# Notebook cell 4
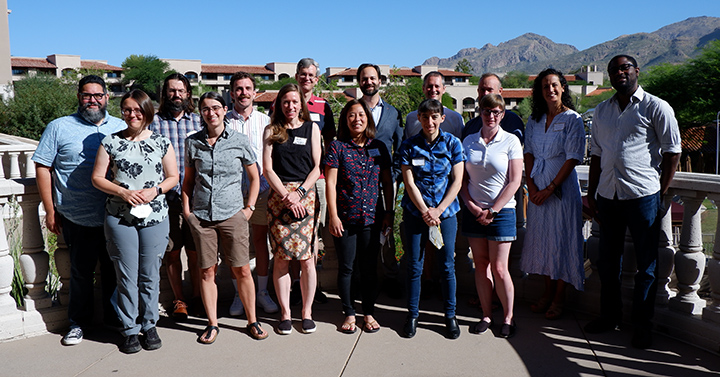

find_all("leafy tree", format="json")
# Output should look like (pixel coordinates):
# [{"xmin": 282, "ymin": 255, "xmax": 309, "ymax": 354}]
[
  {"xmin": 382, "ymin": 72, "xmax": 424, "ymax": 118},
  {"xmin": 577, "ymin": 90, "xmax": 615, "ymax": 114},
  {"xmin": 256, "ymin": 76, "xmax": 296, "ymax": 91},
  {"xmin": 315, "ymin": 76, "xmax": 346, "ymax": 125},
  {"xmin": 455, "ymin": 58, "xmax": 474, "ymax": 74},
  {"xmin": 502, "ymin": 71, "xmax": 532, "ymax": 88},
  {"xmin": 0, "ymin": 74, "xmax": 77, "ymax": 140},
  {"xmin": 642, "ymin": 40, "xmax": 720, "ymax": 128},
  {"xmin": 469, "ymin": 76, "xmax": 480, "ymax": 85},
  {"xmin": 516, "ymin": 97, "xmax": 532, "ymax": 123},
  {"xmin": 121, "ymin": 54, "xmax": 174, "ymax": 100}
]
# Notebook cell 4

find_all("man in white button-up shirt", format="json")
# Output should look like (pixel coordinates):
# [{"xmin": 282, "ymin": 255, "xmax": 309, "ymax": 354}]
[{"xmin": 584, "ymin": 55, "xmax": 681, "ymax": 349}]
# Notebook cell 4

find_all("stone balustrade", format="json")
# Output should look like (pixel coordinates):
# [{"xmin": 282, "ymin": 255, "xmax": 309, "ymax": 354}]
[{"xmin": 0, "ymin": 138, "xmax": 719, "ymax": 353}]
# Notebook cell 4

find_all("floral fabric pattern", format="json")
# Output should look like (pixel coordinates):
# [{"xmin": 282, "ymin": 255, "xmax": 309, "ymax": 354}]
[{"xmin": 267, "ymin": 182, "xmax": 316, "ymax": 261}]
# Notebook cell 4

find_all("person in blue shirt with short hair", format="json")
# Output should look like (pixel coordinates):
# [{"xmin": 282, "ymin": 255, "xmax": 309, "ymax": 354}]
[{"xmin": 398, "ymin": 99, "xmax": 465, "ymax": 340}]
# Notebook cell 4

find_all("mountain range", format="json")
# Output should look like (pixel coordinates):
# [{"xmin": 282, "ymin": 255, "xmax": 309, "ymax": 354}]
[{"xmin": 423, "ymin": 16, "xmax": 720, "ymax": 75}]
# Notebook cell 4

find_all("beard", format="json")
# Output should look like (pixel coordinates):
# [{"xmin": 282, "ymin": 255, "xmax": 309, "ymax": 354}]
[
  {"xmin": 361, "ymin": 85, "xmax": 379, "ymax": 97},
  {"xmin": 166, "ymin": 97, "xmax": 190, "ymax": 113},
  {"xmin": 78, "ymin": 102, "xmax": 107, "ymax": 124}
]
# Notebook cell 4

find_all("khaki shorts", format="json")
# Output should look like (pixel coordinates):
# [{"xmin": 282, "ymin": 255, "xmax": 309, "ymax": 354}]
[
  {"xmin": 187, "ymin": 210, "xmax": 250, "ymax": 269},
  {"xmin": 247, "ymin": 190, "xmax": 270, "ymax": 226},
  {"xmin": 166, "ymin": 199, "xmax": 196, "ymax": 253}
]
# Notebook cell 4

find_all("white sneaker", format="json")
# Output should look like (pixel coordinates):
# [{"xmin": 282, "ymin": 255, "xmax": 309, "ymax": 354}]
[
  {"xmin": 62, "ymin": 327, "xmax": 83, "ymax": 346},
  {"xmin": 256, "ymin": 289, "xmax": 279, "ymax": 313},
  {"xmin": 229, "ymin": 294, "xmax": 244, "ymax": 316}
]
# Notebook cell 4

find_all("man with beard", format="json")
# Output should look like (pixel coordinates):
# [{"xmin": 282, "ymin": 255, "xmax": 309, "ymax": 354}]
[
  {"xmin": 404, "ymin": 71, "xmax": 464, "ymax": 139},
  {"xmin": 225, "ymin": 71, "xmax": 278, "ymax": 316},
  {"xmin": 357, "ymin": 63, "xmax": 403, "ymax": 298},
  {"xmin": 149, "ymin": 73, "xmax": 203, "ymax": 320},
  {"xmin": 33, "ymin": 75, "xmax": 126, "ymax": 345},
  {"xmin": 585, "ymin": 55, "xmax": 681, "ymax": 349}
]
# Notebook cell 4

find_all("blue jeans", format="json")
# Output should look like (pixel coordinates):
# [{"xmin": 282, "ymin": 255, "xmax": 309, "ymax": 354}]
[
  {"xmin": 105, "ymin": 214, "xmax": 169, "ymax": 336},
  {"xmin": 403, "ymin": 213, "xmax": 457, "ymax": 318},
  {"xmin": 596, "ymin": 192, "xmax": 661, "ymax": 329},
  {"xmin": 333, "ymin": 224, "xmax": 379, "ymax": 316},
  {"xmin": 62, "ymin": 217, "xmax": 119, "ymax": 329}
]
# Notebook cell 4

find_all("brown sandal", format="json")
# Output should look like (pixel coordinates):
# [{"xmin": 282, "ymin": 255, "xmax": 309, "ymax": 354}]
[
  {"xmin": 248, "ymin": 322, "xmax": 268, "ymax": 340},
  {"xmin": 198, "ymin": 325, "xmax": 219, "ymax": 344}
]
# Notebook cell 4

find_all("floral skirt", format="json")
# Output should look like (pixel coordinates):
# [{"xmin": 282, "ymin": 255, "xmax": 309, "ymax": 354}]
[{"xmin": 267, "ymin": 182, "xmax": 316, "ymax": 261}]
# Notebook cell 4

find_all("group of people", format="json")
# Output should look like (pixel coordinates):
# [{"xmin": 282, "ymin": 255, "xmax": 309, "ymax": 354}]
[{"xmin": 34, "ymin": 54, "xmax": 680, "ymax": 353}]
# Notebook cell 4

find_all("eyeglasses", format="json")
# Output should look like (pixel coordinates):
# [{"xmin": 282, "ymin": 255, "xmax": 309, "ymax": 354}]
[
  {"xmin": 201, "ymin": 105, "xmax": 223, "ymax": 114},
  {"xmin": 608, "ymin": 63, "xmax": 636, "ymax": 74},
  {"xmin": 481, "ymin": 109, "xmax": 503, "ymax": 118},
  {"xmin": 122, "ymin": 108, "xmax": 143, "ymax": 116},
  {"xmin": 79, "ymin": 92, "xmax": 106, "ymax": 101}
]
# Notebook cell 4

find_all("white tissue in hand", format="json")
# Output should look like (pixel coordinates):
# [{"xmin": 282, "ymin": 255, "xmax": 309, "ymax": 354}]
[
  {"xmin": 130, "ymin": 204, "xmax": 152, "ymax": 219},
  {"xmin": 429, "ymin": 225, "xmax": 444, "ymax": 249}
]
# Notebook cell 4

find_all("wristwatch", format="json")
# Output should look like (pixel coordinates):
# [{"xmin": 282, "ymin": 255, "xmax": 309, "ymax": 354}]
[
  {"xmin": 487, "ymin": 208, "xmax": 498, "ymax": 217},
  {"xmin": 247, "ymin": 205, "xmax": 256, "ymax": 211},
  {"xmin": 155, "ymin": 186, "xmax": 162, "ymax": 196}
]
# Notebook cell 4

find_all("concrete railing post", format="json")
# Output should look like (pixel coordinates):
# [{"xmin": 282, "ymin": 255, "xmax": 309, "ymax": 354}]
[
  {"xmin": 18, "ymin": 196, "xmax": 50, "ymax": 310},
  {"xmin": 656, "ymin": 194, "xmax": 676, "ymax": 305},
  {"xmin": 669, "ymin": 193, "xmax": 707, "ymax": 315},
  {"xmin": 703, "ymin": 193, "xmax": 720, "ymax": 323}
]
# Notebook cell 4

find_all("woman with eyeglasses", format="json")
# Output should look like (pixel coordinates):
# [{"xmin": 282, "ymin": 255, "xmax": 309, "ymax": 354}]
[
  {"xmin": 263, "ymin": 83, "xmax": 322, "ymax": 335},
  {"xmin": 183, "ymin": 92, "xmax": 268, "ymax": 344},
  {"xmin": 520, "ymin": 68, "xmax": 585, "ymax": 320},
  {"xmin": 91, "ymin": 89, "xmax": 179, "ymax": 353},
  {"xmin": 460, "ymin": 93, "xmax": 523, "ymax": 338}
]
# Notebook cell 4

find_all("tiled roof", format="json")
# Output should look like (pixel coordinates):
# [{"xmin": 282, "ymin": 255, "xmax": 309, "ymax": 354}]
[
  {"xmin": 11, "ymin": 57, "xmax": 55, "ymax": 69},
  {"xmin": 254, "ymin": 91, "xmax": 278, "ymax": 103},
  {"xmin": 81, "ymin": 61, "xmax": 122, "ymax": 71},
  {"xmin": 390, "ymin": 68, "xmax": 421, "ymax": 77},
  {"xmin": 586, "ymin": 88, "xmax": 614, "ymax": 96},
  {"xmin": 501, "ymin": 88, "xmax": 532, "ymax": 99},
  {"xmin": 327, "ymin": 68, "xmax": 356, "ymax": 78},
  {"xmin": 201, "ymin": 65, "xmax": 274, "ymax": 75},
  {"xmin": 437, "ymin": 69, "xmax": 472, "ymax": 77}
]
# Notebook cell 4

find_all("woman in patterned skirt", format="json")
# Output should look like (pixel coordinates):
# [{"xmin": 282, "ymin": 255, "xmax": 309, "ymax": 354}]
[
  {"xmin": 521, "ymin": 69, "xmax": 585, "ymax": 320},
  {"xmin": 263, "ymin": 83, "xmax": 322, "ymax": 335},
  {"xmin": 91, "ymin": 89, "xmax": 178, "ymax": 353}
]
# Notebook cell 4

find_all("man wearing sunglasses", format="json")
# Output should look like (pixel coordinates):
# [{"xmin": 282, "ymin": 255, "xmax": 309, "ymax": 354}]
[
  {"xmin": 33, "ymin": 75, "xmax": 126, "ymax": 346},
  {"xmin": 585, "ymin": 55, "xmax": 681, "ymax": 349}
]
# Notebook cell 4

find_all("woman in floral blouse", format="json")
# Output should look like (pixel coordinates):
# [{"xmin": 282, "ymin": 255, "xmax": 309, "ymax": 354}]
[{"xmin": 91, "ymin": 89, "xmax": 178, "ymax": 354}]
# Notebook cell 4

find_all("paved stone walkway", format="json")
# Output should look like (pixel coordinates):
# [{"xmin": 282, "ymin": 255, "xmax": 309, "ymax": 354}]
[{"xmin": 1, "ymin": 292, "xmax": 719, "ymax": 377}]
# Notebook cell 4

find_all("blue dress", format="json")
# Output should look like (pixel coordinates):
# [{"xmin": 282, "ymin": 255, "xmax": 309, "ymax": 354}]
[{"xmin": 520, "ymin": 110, "xmax": 585, "ymax": 291}]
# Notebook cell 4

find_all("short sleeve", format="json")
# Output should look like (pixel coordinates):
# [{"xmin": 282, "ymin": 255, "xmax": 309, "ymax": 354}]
[
  {"xmin": 398, "ymin": 139, "xmax": 413, "ymax": 166},
  {"xmin": 448, "ymin": 135, "xmax": 466, "ymax": 165},
  {"xmin": 101, "ymin": 133, "xmax": 114, "ymax": 156},
  {"xmin": 324, "ymin": 140, "xmax": 341, "ymax": 169},
  {"xmin": 523, "ymin": 119, "xmax": 535, "ymax": 156},
  {"xmin": 508, "ymin": 135, "xmax": 523, "ymax": 160},
  {"xmin": 184, "ymin": 137, "xmax": 193, "ymax": 167},
  {"xmin": 32, "ymin": 121, "xmax": 60, "ymax": 167},
  {"xmin": 564, "ymin": 113, "xmax": 586, "ymax": 162}
]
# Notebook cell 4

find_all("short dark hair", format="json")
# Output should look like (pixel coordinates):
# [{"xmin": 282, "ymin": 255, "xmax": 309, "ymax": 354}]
[
  {"xmin": 198, "ymin": 91, "xmax": 227, "ymax": 128},
  {"xmin": 159, "ymin": 73, "xmax": 195, "ymax": 114},
  {"xmin": 418, "ymin": 99, "xmax": 444, "ymax": 116},
  {"xmin": 337, "ymin": 99, "xmax": 376, "ymax": 143},
  {"xmin": 423, "ymin": 71, "xmax": 445, "ymax": 86},
  {"xmin": 530, "ymin": 68, "xmax": 575, "ymax": 122},
  {"xmin": 78, "ymin": 75, "xmax": 106, "ymax": 92},
  {"xmin": 608, "ymin": 55, "xmax": 638, "ymax": 70},
  {"xmin": 230, "ymin": 71, "xmax": 256, "ymax": 91},
  {"xmin": 121, "ymin": 89, "xmax": 155, "ymax": 129},
  {"xmin": 356, "ymin": 63, "xmax": 381, "ymax": 83}
]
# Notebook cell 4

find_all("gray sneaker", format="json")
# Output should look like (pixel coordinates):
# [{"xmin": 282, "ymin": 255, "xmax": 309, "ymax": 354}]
[
  {"xmin": 229, "ymin": 294, "xmax": 245, "ymax": 316},
  {"xmin": 256, "ymin": 290, "xmax": 279, "ymax": 313},
  {"xmin": 61, "ymin": 327, "xmax": 83, "ymax": 346}
]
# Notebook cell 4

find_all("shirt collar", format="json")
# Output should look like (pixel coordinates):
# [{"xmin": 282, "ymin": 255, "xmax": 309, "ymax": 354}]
[
  {"xmin": 611, "ymin": 85, "xmax": 645, "ymax": 106},
  {"xmin": 75, "ymin": 111, "xmax": 110, "ymax": 126},
  {"xmin": 228, "ymin": 108, "xmax": 254, "ymax": 122}
]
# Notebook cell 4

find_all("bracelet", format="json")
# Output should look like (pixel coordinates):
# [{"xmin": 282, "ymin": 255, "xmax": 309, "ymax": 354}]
[
  {"xmin": 156, "ymin": 186, "xmax": 162, "ymax": 196},
  {"xmin": 547, "ymin": 181, "xmax": 557, "ymax": 191},
  {"xmin": 296, "ymin": 186, "xmax": 307, "ymax": 198}
]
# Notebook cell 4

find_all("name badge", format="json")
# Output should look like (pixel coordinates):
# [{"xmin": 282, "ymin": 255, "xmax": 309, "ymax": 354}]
[
  {"xmin": 293, "ymin": 137, "xmax": 307, "ymax": 145},
  {"xmin": 412, "ymin": 158, "xmax": 425, "ymax": 166},
  {"xmin": 310, "ymin": 113, "xmax": 320, "ymax": 122},
  {"xmin": 369, "ymin": 149, "xmax": 380, "ymax": 157},
  {"xmin": 552, "ymin": 122, "xmax": 565, "ymax": 131}
]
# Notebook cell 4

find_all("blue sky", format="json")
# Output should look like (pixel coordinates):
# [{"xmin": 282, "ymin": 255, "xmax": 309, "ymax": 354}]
[{"xmin": 7, "ymin": 0, "xmax": 720, "ymax": 70}]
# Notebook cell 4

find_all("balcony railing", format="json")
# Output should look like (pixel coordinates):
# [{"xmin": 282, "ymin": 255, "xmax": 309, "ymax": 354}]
[{"xmin": 0, "ymin": 137, "xmax": 718, "ymax": 354}]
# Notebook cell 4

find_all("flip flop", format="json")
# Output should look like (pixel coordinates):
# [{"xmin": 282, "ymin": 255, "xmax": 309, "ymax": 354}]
[
  {"xmin": 341, "ymin": 317, "xmax": 357, "ymax": 334},
  {"xmin": 198, "ymin": 325, "xmax": 219, "ymax": 344},
  {"xmin": 364, "ymin": 319, "xmax": 380, "ymax": 333},
  {"xmin": 248, "ymin": 322, "xmax": 268, "ymax": 340}
]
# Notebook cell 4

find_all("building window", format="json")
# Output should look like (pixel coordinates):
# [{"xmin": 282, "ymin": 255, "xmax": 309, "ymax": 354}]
[
  {"xmin": 106, "ymin": 72, "xmax": 119, "ymax": 78},
  {"xmin": 109, "ymin": 84, "xmax": 123, "ymax": 93},
  {"xmin": 454, "ymin": 77, "xmax": 465, "ymax": 82},
  {"xmin": 12, "ymin": 69, "xmax": 26, "ymax": 75},
  {"xmin": 223, "ymin": 74, "xmax": 233, "ymax": 81},
  {"xmin": 341, "ymin": 76, "xmax": 353, "ymax": 83},
  {"xmin": 202, "ymin": 73, "xmax": 217, "ymax": 80},
  {"xmin": 185, "ymin": 72, "xmax": 198, "ymax": 80},
  {"xmin": 258, "ymin": 75, "xmax": 272, "ymax": 81}
]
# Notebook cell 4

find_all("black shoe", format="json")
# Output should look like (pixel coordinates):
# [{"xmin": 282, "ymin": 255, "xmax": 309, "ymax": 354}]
[
  {"xmin": 500, "ymin": 321, "xmax": 516, "ymax": 339},
  {"xmin": 445, "ymin": 317, "xmax": 460, "ymax": 339},
  {"xmin": 314, "ymin": 290, "xmax": 328, "ymax": 304},
  {"xmin": 120, "ymin": 334, "xmax": 142, "ymax": 354},
  {"xmin": 290, "ymin": 281, "xmax": 302, "ymax": 306},
  {"xmin": 140, "ymin": 327, "xmax": 162, "ymax": 350},
  {"xmin": 403, "ymin": 316, "xmax": 418, "ymax": 338},
  {"xmin": 584, "ymin": 318, "xmax": 620, "ymax": 334},
  {"xmin": 631, "ymin": 327, "xmax": 653, "ymax": 349},
  {"xmin": 471, "ymin": 319, "xmax": 493, "ymax": 334}
]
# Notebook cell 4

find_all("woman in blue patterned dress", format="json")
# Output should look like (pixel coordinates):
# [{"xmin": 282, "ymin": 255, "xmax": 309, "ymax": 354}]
[
  {"xmin": 520, "ymin": 68, "xmax": 586, "ymax": 320},
  {"xmin": 92, "ymin": 89, "xmax": 179, "ymax": 353},
  {"xmin": 325, "ymin": 99, "xmax": 393, "ymax": 334}
]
